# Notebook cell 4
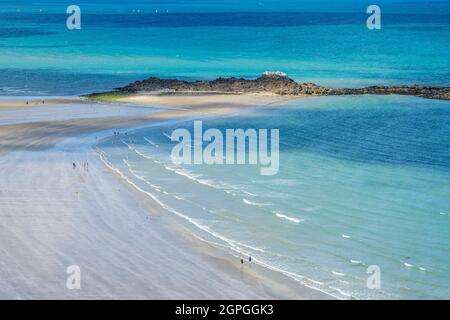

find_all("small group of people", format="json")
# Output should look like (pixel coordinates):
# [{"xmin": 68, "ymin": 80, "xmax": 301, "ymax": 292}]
[
  {"xmin": 114, "ymin": 131, "xmax": 128, "ymax": 137},
  {"xmin": 25, "ymin": 100, "xmax": 44, "ymax": 105},
  {"xmin": 240, "ymin": 256, "xmax": 252, "ymax": 265},
  {"xmin": 72, "ymin": 162, "xmax": 89, "ymax": 171}
]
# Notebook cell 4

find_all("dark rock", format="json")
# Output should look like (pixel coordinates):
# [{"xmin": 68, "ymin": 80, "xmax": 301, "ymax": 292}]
[{"xmin": 115, "ymin": 72, "xmax": 450, "ymax": 101}]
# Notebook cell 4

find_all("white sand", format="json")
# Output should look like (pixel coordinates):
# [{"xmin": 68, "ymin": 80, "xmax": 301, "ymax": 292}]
[{"xmin": 0, "ymin": 96, "xmax": 331, "ymax": 299}]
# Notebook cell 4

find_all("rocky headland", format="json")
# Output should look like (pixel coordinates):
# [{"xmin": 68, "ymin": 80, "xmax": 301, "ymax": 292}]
[{"xmin": 89, "ymin": 72, "xmax": 450, "ymax": 101}]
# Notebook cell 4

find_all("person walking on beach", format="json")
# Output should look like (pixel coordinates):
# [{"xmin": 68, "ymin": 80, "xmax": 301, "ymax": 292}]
[
  {"xmin": 240, "ymin": 259, "xmax": 244, "ymax": 265},
  {"xmin": 73, "ymin": 162, "xmax": 76, "ymax": 169},
  {"xmin": 249, "ymin": 256, "xmax": 252, "ymax": 263}
]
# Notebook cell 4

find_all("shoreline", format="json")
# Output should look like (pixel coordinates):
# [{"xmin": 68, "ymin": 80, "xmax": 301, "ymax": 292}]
[
  {"xmin": 0, "ymin": 94, "xmax": 335, "ymax": 299},
  {"xmin": 98, "ymin": 137, "xmax": 335, "ymax": 300}
]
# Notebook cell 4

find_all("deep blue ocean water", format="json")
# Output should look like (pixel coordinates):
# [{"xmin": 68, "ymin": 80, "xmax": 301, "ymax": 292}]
[{"xmin": 1, "ymin": 0, "xmax": 449, "ymax": 299}]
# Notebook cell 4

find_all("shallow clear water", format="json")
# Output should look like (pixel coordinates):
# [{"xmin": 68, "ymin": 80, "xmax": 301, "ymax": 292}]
[{"xmin": 97, "ymin": 95, "xmax": 450, "ymax": 299}]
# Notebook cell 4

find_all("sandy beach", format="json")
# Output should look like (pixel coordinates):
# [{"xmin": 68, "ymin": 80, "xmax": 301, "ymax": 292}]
[{"xmin": 0, "ymin": 95, "xmax": 331, "ymax": 299}]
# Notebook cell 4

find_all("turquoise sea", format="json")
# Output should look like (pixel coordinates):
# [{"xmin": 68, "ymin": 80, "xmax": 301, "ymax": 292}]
[
  {"xmin": 98, "ymin": 95, "xmax": 450, "ymax": 299},
  {"xmin": 1, "ymin": 0, "xmax": 449, "ymax": 299},
  {"xmin": 0, "ymin": 0, "xmax": 449, "ymax": 94}
]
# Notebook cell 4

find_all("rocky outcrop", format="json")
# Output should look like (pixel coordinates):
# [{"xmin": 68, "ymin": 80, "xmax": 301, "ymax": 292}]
[
  {"xmin": 329, "ymin": 85, "xmax": 450, "ymax": 101},
  {"xmin": 113, "ymin": 72, "xmax": 450, "ymax": 101}
]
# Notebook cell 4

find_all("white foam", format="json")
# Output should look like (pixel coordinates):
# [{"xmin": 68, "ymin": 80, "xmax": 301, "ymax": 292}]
[
  {"xmin": 403, "ymin": 262, "xmax": 413, "ymax": 268},
  {"xmin": 224, "ymin": 190, "xmax": 237, "ymax": 196},
  {"xmin": 243, "ymin": 190, "xmax": 257, "ymax": 197},
  {"xmin": 242, "ymin": 198, "xmax": 270, "ymax": 207},
  {"xmin": 332, "ymin": 271, "xmax": 346, "ymax": 276},
  {"xmin": 127, "ymin": 167, "xmax": 163, "ymax": 192},
  {"xmin": 350, "ymin": 259, "xmax": 362, "ymax": 264},
  {"xmin": 121, "ymin": 138, "xmax": 134, "ymax": 150},
  {"xmin": 273, "ymin": 211, "xmax": 301, "ymax": 224},
  {"xmin": 342, "ymin": 234, "xmax": 351, "ymax": 239},
  {"xmin": 328, "ymin": 285, "xmax": 354, "ymax": 298},
  {"xmin": 123, "ymin": 159, "xmax": 136, "ymax": 167},
  {"xmin": 164, "ymin": 165, "xmax": 206, "ymax": 183},
  {"xmin": 98, "ymin": 153, "xmax": 166, "ymax": 209},
  {"xmin": 121, "ymin": 139, "xmax": 153, "ymax": 159},
  {"xmin": 164, "ymin": 164, "xmax": 253, "ymax": 198},
  {"xmin": 144, "ymin": 137, "xmax": 159, "ymax": 147},
  {"xmin": 164, "ymin": 165, "xmax": 244, "ymax": 197},
  {"xmin": 133, "ymin": 147, "xmax": 153, "ymax": 160}
]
